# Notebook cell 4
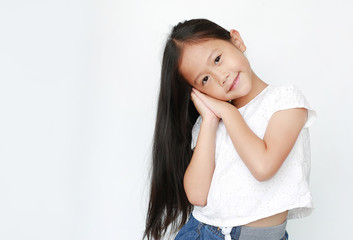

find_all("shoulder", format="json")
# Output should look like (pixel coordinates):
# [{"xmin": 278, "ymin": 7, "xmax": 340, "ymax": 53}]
[
  {"xmin": 265, "ymin": 84, "xmax": 304, "ymax": 100},
  {"xmin": 262, "ymin": 85, "xmax": 307, "ymax": 109},
  {"xmin": 264, "ymin": 85, "xmax": 317, "ymax": 128}
]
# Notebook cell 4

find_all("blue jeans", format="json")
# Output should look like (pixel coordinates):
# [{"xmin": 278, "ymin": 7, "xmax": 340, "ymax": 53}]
[{"xmin": 175, "ymin": 214, "xmax": 289, "ymax": 240}]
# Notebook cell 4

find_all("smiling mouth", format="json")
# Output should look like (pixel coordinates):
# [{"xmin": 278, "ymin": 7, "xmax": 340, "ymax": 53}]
[{"xmin": 228, "ymin": 73, "xmax": 240, "ymax": 92}]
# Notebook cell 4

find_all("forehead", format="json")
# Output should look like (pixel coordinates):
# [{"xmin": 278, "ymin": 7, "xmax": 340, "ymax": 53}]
[{"xmin": 179, "ymin": 39, "xmax": 223, "ymax": 82}]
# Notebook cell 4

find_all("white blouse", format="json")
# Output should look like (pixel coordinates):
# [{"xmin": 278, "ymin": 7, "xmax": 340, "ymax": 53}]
[{"xmin": 191, "ymin": 85, "xmax": 317, "ymax": 227}]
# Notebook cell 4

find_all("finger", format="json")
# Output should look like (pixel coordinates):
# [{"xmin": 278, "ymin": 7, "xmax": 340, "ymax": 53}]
[
  {"xmin": 192, "ymin": 88, "xmax": 205, "ymax": 101},
  {"xmin": 192, "ymin": 88, "xmax": 201, "ymax": 96},
  {"xmin": 194, "ymin": 88, "xmax": 210, "ymax": 101},
  {"xmin": 190, "ymin": 91, "xmax": 196, "ymax": 102},
  {"xmin": 193, "ymin": 90, "xmax": 211, "ymax": 108},
  {"xmin": 191, "ymin": 91, "xmax": 204, "ymax": 106},
  {"xmin": 190, "ymin": 91, "xmax": 199, "ymax": 101},
  {"xmin": 192, "ymin": 89, "xmax": 222, "ymax": 118},
  {"xmin": 192, "ymin": 88, "xmax": 203, "ymax": 97}
]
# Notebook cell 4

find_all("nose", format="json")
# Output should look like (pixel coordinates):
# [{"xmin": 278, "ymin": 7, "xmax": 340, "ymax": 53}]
[{"xmin": 216, "ymin": 72, "xmax": 230, "ymax": 86}]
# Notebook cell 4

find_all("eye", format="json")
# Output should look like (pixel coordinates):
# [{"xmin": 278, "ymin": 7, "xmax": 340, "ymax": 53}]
[
  {"xmin": 202, "ymin": 76, "xmax": 209, "ymax": 85},
  {"xmin": 214, "ymin": 55, "xmax": 221, "ymax": 65}
]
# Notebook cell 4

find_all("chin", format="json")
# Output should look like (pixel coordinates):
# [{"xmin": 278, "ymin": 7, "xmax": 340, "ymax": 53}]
[
  {"xmin": 236, "ymin": 82, "xmax": 252, "ymax": 98},
  {"xmin": 214, "ymin": 96, "xmax": 229, "ymax": 101}
]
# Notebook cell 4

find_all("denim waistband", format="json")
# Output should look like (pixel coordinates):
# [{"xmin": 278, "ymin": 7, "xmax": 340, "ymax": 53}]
[{"xmin": 191, "ymin": 214, "xmax": 287, "ymax": 240}]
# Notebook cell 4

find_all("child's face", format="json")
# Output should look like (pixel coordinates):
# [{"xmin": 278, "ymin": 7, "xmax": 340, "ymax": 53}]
[{"xmin": 179, "ymin": 35, "xmax": 253, "ymax": 101}]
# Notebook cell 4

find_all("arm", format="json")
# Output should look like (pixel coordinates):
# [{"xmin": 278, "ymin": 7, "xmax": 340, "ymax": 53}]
[
  {"xmin": 183, "ymin": 91, "xmax": 219, "ymax": 206},
  {"xmin": 221, "ymin": 104, "xmax": 307, "ymax": 181},
  {"xmin": 184, "ymin": 118, "xmax": 218, "ymax": 206},
  {"xmin": 192, "ymin": 88, "xmax": 308, "ymax": 182}
]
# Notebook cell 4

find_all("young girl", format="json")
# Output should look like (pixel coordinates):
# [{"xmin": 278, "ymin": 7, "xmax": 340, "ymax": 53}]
[{"xmin": 144, "ymin": 19, "xmax": 316, "ymax": 240}]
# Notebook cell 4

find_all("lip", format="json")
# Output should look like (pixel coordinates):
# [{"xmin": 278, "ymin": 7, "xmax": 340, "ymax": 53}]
[{"xmin": 228, "ymin": 73, "xmax": 240, "ymax": 92}]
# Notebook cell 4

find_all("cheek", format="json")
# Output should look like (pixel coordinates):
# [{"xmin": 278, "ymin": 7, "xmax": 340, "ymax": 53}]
[
  {"xmin": 192, "ymin": 85, "xmax": 203, "ymax": 92},
  {"xmin": 191, "ymin": 85, "xmax": 208, "ymax": 96},
  {"xmin": 230, "ymin": 53, "xmax": 249, "ymax": 69},
  {"xmin": 203, "ymin": 89, "xmax": 226, "ymax": 100}
]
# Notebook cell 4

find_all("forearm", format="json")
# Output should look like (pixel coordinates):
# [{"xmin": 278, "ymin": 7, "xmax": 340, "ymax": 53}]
[
  {"xmin": 183, "ymin": 118, "xmax": 218, "ymax": 206},
  {"xmin": 221, "ymin": 104, "xmax": 269, "ymax": 180}
]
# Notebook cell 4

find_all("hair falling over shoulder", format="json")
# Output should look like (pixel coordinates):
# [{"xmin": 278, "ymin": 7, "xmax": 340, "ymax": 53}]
[{"xmin": 143, "ymin": 19, "xmax": 231, "ymax": 240}]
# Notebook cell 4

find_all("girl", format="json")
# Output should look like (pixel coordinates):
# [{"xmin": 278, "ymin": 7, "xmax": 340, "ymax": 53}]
[{"xmin": 144, "ymin": 19, "xmax": 316, "ymax": 240}]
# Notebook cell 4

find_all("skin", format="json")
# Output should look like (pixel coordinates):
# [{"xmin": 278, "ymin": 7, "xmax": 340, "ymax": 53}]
[{"xmin": 179, "ymin": 30, "xmax": 308, "ymax": 227}]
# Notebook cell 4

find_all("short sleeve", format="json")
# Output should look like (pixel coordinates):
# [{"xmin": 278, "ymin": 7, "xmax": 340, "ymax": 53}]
[
  {"xmin": 271, "ymin": 85, "xmax": 317, "ymax": 128},
  {"xmin": 191, "ymin": 116, "xmax": 202, "ymax": 150}
]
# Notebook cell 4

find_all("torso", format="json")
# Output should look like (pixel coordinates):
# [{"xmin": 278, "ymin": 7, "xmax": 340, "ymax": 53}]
[
  {"xmin": 243, "ymin": 210, "xmax": 288, "ymax": 227},
  {"xmin": 191, "ymin": 84, "xmax": 314, "ymax": 227}
]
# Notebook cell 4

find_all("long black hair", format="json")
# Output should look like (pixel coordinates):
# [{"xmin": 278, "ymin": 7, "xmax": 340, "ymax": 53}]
[{"xmin": 143, "ymin": 19, "xmax": 231, "ymax": 240}]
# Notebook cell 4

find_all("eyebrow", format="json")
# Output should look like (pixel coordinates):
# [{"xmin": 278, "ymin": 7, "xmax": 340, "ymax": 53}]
[{"xmin": 193, "ymin": 48, "xmax": 219, "ymax": 84}]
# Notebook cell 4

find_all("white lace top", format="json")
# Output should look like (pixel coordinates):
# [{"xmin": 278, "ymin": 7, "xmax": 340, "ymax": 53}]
[{"xmin": 191, "ymin": 85, "xmax": 317, "ymax": 227}]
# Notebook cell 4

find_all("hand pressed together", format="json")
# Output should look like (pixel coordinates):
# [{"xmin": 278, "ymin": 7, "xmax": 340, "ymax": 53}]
[{"xmin": 191, "ymin": 88, "xmax": 230, "ymax": 120}]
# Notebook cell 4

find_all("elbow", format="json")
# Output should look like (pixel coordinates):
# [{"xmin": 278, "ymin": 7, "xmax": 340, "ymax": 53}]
[
  {"xmin": 252, "ymin": 164, "xmax": 277, "ymax": 182},
  {"xmin": 184, "ymin": 187, "xmax": 208, "ymax": 206},
  {"xmin": 253, "ymin": 172, "xmax": 273, "ymax": 182},
  {"xmin": 187, "ymin": 195, "xmax": 207, "ymax": 206},
  {"xmin": 184, "ymin": 176, "xmax": 209, "ymax": 207}
]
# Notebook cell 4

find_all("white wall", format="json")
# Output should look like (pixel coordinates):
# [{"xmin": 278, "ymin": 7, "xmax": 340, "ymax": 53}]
[{"xmin": 0, "ymin": 0, "xmax": 352, "ymax": 239}]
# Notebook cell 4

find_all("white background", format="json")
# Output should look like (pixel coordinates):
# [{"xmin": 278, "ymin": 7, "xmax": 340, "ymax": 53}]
[{"xmin": 0, "ymin": 0, "xmax": 352, "ymax": 239}]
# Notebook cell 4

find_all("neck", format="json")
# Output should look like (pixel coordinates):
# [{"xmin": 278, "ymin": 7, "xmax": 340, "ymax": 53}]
[{"xmin": 232, "ymin": 71, "xmax": 268, "ymax": 108}]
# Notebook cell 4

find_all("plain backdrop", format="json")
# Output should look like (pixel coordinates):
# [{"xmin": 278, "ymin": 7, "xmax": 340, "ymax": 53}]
[{"xmin": 0, "ymin": 0, "xmax": 352, "ymax": 239}]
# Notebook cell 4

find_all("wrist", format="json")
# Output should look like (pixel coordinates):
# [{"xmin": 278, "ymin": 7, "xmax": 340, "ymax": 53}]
[
  {"xmin": 201, "ymin": 116, "xmax": 219, "ymax": 129},
  {"xmin": 219, "ymin": 101, "xmax": 236, "ymax": 118}
]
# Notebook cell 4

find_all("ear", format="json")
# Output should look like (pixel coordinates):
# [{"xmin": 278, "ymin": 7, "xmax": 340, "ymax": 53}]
[{"xmin": 230, "ymin": 29, "xmax": 247, "ymax": 52}]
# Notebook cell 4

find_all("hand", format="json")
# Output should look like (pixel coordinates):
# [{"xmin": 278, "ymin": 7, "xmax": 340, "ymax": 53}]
[
  {"xmin": 190, "ymin": 89, "xmax": 219, "ymax": 122},
  {"xmin": 192, "ymin": 88, "xmax": 229, "ymax": 119}
]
